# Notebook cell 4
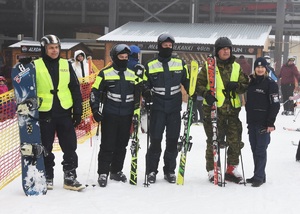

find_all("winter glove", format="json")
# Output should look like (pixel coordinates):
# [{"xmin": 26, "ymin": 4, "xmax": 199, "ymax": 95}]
[
  {"xmin": 19, "ymin": 57, "xmax": 32, "ymax": 65},
  {"xmin": 191, "ymin": 94, "xmax": 197, "ymax": 102},
  {"xmin": 226, "ymin": 81, "xmax": 239, "ymax": 92},
  {"xmin": 143, "ymin": 89, "xmax": 152, "ymax": 104},
  {"xmin": 134, "ymin": 64, "xmax": 145, "ymax": 79},
  {"xmin": 205, "ymin": 91, "xmax": 218, "ymax": 106},
  {"xmin": 72, "ymin": 114, "xmax": 82, "ymax": 127},
  {"xmin": 93, "ymin": 111, "xmax": 103, "ymax": 123}
]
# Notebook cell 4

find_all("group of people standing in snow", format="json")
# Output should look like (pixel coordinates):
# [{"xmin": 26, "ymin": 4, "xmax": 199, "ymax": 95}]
[{"xmin": 25, "ymin": 32, "xmax": 300, "ymax": 191}]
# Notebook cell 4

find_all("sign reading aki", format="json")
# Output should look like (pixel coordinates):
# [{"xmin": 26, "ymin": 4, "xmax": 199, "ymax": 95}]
[{"xmin": 21, "ymin": 45, "xmax": 41, "ymax": 53}]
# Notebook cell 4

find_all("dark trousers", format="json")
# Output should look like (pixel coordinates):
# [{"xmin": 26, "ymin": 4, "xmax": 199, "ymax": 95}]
[
  {"xmin": 98, "ymin": 113, "xmax": 132, "ymax": 175},
  {"xmin": 281, "ymin": 84, "xmax": 295, "ymax": 112},
  {"xmin": 192, "ymin": 99, "xmax": 204, "ymax": 122},
  {"xmin": 147, "ymin": 110, "xmax": 181, "ymax": 174},
  {"xmin": 40, "ymin": 116, "xmax": 78, "ymax": 179},
  {"xmin": 248, "ymin": 124, "xmax": 270, "ymax": 182}
]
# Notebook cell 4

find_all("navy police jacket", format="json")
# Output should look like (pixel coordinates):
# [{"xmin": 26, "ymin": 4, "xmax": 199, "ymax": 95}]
[{"xmin": 245, "ymin": 75, "xmax": 280, "ymax": 127}]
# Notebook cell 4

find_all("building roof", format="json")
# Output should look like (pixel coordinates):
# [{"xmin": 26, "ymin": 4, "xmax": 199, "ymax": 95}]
[
  {"xmin": 9, "ymin": 40, "xmax": 81, "ymax": 50},
  {"xmin": 97, "ymin": 22, "xmax": 272, "ymax": 47}
]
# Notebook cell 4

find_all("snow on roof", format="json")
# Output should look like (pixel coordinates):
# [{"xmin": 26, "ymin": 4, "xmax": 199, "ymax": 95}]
[
  {"xmin": 9, "ymin": 40, "xmax": 80, "ymax": 50},
  {"xmin": 97, "ymin": 22, "xmax": 272, "ymax": 47}
]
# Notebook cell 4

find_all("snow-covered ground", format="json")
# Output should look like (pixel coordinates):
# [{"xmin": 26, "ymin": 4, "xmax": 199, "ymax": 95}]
[{"xmin": 1, "ymin": 105, "xmax": 300, "ymax": 214}]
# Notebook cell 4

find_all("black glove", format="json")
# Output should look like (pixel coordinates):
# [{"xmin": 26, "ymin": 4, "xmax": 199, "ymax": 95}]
[
  {"xmin": 19, "ymin": 57, "xmax": 32, "ymax": 65},
  {"xmin": 191, "ymin": 94, "xmax": 197, "ymax": 102},
  {"xmin": 143, "ymin": 89, "xmax": 152, "ymax": 103},
  {"xmin": 134, "ymin": 64, "xmax": 144, "ymax": 79},
  {"xmin": 226, "ymin": 81, "xmax": 239, "ymax": 92},
  {"xmin": 72, "ymin": 114, "xmax": 82, "ymax": 127},
  {"xmin": 93, "ymin": 111, "xmax": 103, "ymax": 122},
  {"xmin": 205, "ymin": 91, "xmax": 218, "ymax": 106}
]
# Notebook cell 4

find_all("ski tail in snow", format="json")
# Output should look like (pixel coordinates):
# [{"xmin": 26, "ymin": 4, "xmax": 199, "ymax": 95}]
[{"xmin": 176, "ymin": 60, "xmax": 198, "ymax": 185}]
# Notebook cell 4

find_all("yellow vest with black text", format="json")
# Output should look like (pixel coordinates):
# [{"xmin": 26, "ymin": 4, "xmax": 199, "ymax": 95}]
[
  {"xmin": 35, "ymin": 58, "xmax": 73, "ymax": 111},
  {"xmin": 204, "ymin": 62, "xmax": 241, "ymax": 108}
]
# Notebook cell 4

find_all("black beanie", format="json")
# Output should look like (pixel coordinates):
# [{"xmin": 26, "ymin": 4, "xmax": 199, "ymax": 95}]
[{"xmin": 254, "ymin": 57, "xmax": 268, "ymax": 69}]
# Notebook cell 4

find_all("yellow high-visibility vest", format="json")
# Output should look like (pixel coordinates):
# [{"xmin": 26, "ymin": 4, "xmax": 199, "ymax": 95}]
[
  {"xmin": 35, "ymin": 58, "xmax": 73, "ymax": 111},
  {"xmin": 204, "ymin": 62, "xmax": 241, "ymax": 108}
]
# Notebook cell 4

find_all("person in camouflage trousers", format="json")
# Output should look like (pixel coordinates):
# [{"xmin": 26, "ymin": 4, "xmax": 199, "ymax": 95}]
[{"xmin": 195, "ymin": 37, "xmax": 249, "ymax": 184}]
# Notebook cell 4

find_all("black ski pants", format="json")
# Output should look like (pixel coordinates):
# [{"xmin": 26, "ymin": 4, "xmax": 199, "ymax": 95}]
[
  {"xmin": 147, "ymin": 110, "xmax": 181, "ymax": 175},
  {"xmin": 248, "ymin": 124, "xmax": 270, "ymax": 182},
  {"xmin": 40, "ymin": 116, "xmax": 78, "ymax": 179},
  {"xmin": 97, "ymin": 113, "xmax": 132, "ymax": 175},
  {"xmin": 281, "ymin": 84, "xmax": 295, "ymax": 112}
]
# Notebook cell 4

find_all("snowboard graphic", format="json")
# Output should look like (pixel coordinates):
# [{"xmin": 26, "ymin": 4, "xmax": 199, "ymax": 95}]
[{"xmin": 12, "ymin": 62, "xmax": 47, "ymax": 196}]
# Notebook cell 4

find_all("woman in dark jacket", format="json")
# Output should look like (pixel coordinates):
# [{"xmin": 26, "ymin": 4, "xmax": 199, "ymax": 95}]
[{"xmin": 245, "ymin": 57, "xmax": 280, "ymax": 187}]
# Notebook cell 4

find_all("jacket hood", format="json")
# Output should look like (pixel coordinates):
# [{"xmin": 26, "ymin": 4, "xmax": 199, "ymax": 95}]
[{"xmin": 74, "ymin": 50, "xmax": 86, "ymax": 61}]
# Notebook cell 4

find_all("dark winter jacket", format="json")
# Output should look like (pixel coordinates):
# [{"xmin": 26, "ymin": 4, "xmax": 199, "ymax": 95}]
[
  {"xmin": 278, "ymin": 63, "xmax": 300, "ymax": 85},
  {"xmin": 246, "ymin": 75, "xmax": 280, "ymax": 127},
  {"xmin": 237, "ymin": 58, "xmax": 252, "ymax": 76},
  {"xmin": 36, "ymin": 55, "xmax": 82, "ymax": 119},
  {"xmin": 144, "ymin": 55, "xmax": 189, "ymax": 113},
  {"xmin": 90, "ymin": 64, "xmax": 141, "ymax": 116}
]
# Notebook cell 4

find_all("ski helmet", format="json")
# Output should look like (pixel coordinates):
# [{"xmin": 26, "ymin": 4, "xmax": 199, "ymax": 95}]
[
  {"xmin": 110, "ymin": 44, "xmax": 131, "ymax": 59},
  {"xmin": 157, "ymin": 33, "xmax": 175, "ymax": 46},
  {"xmin": 40, "ymin": 34, "xmax": 61, "ymax": 57},
  {"xmin": 40, "ymin": 34, "xmax": 61, "ymax": 47},
  {"xmin": 214, "ymin": 37, "xmax": 232, "ymax": 56}
]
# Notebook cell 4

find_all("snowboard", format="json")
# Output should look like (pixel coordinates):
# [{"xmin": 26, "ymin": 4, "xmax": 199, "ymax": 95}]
[{"xmin": 12, "ymin": 62, "xmax": 47, "ymax": 196}]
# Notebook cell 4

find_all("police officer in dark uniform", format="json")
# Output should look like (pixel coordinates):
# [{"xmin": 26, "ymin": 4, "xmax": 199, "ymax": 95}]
[
  {"xmin": 143, "ymin": 34, "xmax": 189, "ymax": 184},
  {"xmin": 90, "ymin": 44, "xmax": 142, "ymax": 187},
  {"xmin": 35, "ymin": 35, "xmax": 83, "ymax": 191},
  {"xmin": 246, "ymin": 57, "xmax": 280, "ymax": 187}
]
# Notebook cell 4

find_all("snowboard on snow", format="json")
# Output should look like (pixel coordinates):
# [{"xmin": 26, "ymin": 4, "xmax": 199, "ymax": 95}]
[{"xmin": 12, "ymin": 62, "xmax": 47, "ymax": 196}]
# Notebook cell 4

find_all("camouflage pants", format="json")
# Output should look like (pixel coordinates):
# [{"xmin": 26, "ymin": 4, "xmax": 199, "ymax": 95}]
[{"xmin": 202, "ymin": 105, "xmax": 244, "ymax": 172}]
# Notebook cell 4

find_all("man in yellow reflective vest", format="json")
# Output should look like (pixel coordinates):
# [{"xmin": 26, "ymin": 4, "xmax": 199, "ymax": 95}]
[
  {"xmin": 196, "ymin": 37, "xmax": 249, "ymax": 184},
  {"xmin": 35, "ymin": 35, "xmax": 83, "ymax": 191}
]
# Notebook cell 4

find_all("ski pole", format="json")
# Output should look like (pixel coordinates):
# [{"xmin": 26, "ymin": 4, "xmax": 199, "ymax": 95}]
[
  {"xmin": 238, "ymin": 141, "xmax": 246, "ymax": 186},
  {"xmin": 293, "ymin": 110, "xmax": 300, "ymax": 122},
  {"xmin": 143, "ymin": 103, "xmax": 151, "ymax": 187}
]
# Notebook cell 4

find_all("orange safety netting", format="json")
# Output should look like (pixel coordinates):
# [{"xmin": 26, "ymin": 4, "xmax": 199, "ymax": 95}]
[{"xmin": 0, "ymin": 60, "xmax": 101, "ymax": 190}]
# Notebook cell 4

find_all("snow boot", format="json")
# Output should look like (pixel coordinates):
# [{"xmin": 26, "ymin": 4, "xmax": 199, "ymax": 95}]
[
  {"xmin": 46, "ymin": 178, "xmax": 53, "ymax": 190},
  {"xmin": 110, "ymin": 171, "xmax": 127, "ymax": 182},
  {"xmin": 251, "ymin": 179, "xmax": 264, "ymax": 187},
  {"xmin": 224, "ymin": 165, "xmax": 244, "ymax": 184},
  {"xmin": 63, "ymin": 171, "xmax": 85, "ymax": 191},
  {"xmin": 98, "ymin": 174, "xmax": 108, "ymax": 187},
  {"xmin": 147, "ymin": 172, "xmax": 156, "ymax": 184},
  {"xmin": 208, "ymin": 170, "xmax": 214, "ymax": 183},
  {"xmin": 164, "ymin": 173, "xmax": 176, "ymax": 183}
]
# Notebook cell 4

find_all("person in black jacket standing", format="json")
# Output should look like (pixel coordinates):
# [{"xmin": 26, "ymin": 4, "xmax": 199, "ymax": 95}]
[
  {"xmin": 90, "ymin": 44, "xmax": 142, "ymax": 187},
  {"xmin": 143, "ymin": 34, "xmax": 189, "ymax": 184},
  {"xmin": 35, "ymin": 35, "xmax": 83, "ymax": 191},
  {"xmin": 245, "ymin": 57, "xmax": 280, "ymax": 187}
]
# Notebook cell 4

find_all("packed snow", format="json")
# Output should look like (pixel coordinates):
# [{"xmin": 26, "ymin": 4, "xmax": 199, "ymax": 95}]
[{"xmin": 1, "ymin": 105, "xmax": 300, "ymax": 214}]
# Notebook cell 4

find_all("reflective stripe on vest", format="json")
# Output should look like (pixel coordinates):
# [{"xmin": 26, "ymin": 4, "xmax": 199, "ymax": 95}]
[
  {"xmin": 204, "ymin": 62, "xmax": 241, "ymax": 108},
  {"xmin": 92, "ymin": 67, "xmax": 136, "ymax": 103},
  {"xmin": 35, "ymin": 58, "xmax": 73, "ymax": 111},
  {"xmin": 146, "ymin": 58, "xmax": 188, "ymax": 96}
]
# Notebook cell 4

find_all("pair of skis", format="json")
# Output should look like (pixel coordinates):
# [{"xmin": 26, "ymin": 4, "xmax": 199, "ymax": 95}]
[
  {"xmin": 176, "ymin": 60, "xmax": 198, "ymax": 185},
  {"xmin": 207, "ymin": 55, "xmax": 223, "ymax": 186}
]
